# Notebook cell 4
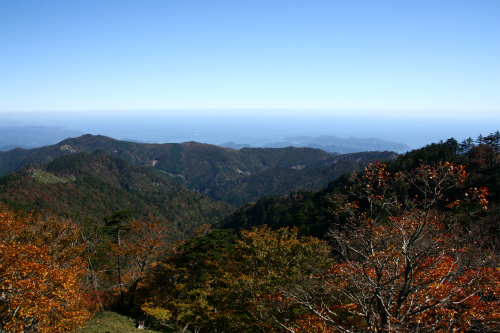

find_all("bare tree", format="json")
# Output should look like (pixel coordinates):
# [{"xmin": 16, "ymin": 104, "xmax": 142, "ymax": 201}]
[{"xmin": 283, "ymin": 162, "xmax": 499, "ymax": 332}]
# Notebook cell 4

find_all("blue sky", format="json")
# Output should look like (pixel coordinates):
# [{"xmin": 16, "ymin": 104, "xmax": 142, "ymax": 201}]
[{"xmin": 0, "ymin": 0, "xmax": 499, "ymax": 116}]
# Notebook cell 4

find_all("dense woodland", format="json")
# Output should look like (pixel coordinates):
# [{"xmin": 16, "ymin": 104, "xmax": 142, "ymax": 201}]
[{"xmin": 1, "ymin": 131, "xmax": 499, "ymax": 332}]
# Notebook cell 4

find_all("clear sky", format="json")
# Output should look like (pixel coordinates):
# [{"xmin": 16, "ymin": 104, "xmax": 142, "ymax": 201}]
[{"xmin": 0, "ymin": 0, "xmax": 499, "ymax": 116}]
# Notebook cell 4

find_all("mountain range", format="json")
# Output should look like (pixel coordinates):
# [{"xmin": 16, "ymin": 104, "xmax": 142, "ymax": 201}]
[
  {"xmin": 0, "ymin": 134, "xmax": 398, "ymax": 207},
  {"xmin": 221, "ymin": 135, "xmax": 410, "ymax": 153},
  {"xmin": 264, "ymin": 135, "xmax": 410, "ymax": 153},
  {"xmin": 1, "ymin": 126, "xmax": 410, "ymax": 153}
]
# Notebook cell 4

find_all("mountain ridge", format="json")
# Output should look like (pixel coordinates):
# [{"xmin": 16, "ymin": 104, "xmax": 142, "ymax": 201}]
[
  {"xmin": 220, "ymin": 135, "xmax": 410, "ymax": 153},
  {"xmin": 0, "ymin": 134, "xmax": 399, "ymax": 206},
  {"xmin": 1, "ymin": 125, "xmax": 410, "ymax": 154}
]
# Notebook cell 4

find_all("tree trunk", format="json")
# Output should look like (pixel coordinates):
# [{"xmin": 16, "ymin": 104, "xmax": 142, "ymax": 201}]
[{"xmin": 117, "ymin": 229, "xmax": 125, "ymax": 308}]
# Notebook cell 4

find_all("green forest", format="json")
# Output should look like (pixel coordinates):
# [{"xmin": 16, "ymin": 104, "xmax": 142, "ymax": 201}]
[{"xmin": 1, "ymin": 132, "xmax": 499, "ymax": 333}]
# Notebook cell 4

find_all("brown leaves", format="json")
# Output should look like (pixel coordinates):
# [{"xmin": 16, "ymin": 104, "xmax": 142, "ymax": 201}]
[
  {"xmin": 284, "ymin": 162, "xmax": 499, "ymax": 333},
  {"xmin": 469, "ymin": 186, "xmax": 490, "ymax": 210},
  {"xmin": 108, "ymin": 216, "xmax": 171, "ymax": 308}
]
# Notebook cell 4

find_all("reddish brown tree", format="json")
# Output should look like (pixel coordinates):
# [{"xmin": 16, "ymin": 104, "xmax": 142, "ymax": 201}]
[
  {"xmin": 282, "ymin": 163, "xmax": 499, "ymax": 333},
  {"xmin": 109, "ymin": 216, "xmax": 170, "ymax": 309}
]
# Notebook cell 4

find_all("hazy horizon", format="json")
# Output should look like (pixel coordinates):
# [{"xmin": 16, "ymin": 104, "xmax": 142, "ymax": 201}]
[{"xmin": 1, "ymin": 110, "xmax": 498, "ymax": 150}]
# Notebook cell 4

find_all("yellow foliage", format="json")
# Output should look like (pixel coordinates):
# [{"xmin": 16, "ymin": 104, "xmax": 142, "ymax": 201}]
[{"xmin": 141, "ymin": 303, "xmax": 172, "ymax": 321}]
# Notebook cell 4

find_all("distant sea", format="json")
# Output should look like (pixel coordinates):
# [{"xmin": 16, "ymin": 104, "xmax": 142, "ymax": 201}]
[{"xmin": 1, "ymin": 110, "xmax": 498, "ymax": 150}]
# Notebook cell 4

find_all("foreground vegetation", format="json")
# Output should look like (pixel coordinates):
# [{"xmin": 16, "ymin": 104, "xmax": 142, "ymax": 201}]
[
  {"xmin": 1, "ymin": 132, "xmax": 499, "ymax": 332},
  {"xmin": 78, "ymin": 311, "xmax": 163, "ymax": 333}
]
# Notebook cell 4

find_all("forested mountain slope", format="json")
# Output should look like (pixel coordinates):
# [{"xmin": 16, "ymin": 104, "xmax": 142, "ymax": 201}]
[
  {"xmin": 0, "ymin": 134, "xmax": 398, "ymax": 206},
  {"xmin": 2, "ymin": 133, "xmax": 498, "ymax": 333},
  {"xmin": 0, "ymin": 150, "xmax": 234, "ymax": 239},
  {"xmin": 219, "ymin": 135, "xmax": 500, "ymax": 238},
  {"xmin": 139, "ymin": 133, "xmax": 500, "ymax": 333}
]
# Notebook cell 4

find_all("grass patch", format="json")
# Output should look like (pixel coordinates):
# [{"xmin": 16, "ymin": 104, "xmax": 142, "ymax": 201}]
[
  {"xmin": 78, "ymin": 311, "xmax": 165, "ymax": 333},
  {"xmin": 31, "ymin": 169, "xmax": 67, "ymax": 184}
]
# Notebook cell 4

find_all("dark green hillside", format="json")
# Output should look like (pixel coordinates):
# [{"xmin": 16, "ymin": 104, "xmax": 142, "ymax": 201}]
[
  {"xmin": 219, "ymin": 133, "xmax": 500, "ymax": 239},
  {"xmin": 0, "ymin": 134, "xmax": 398, "ymax": 206},
  {"xmin": 0, "ymin": 135, "xmax": 144, "ymax": 176},
  {"xmin": 0, "ymin": 134, "xmax": 338, "ymax": 177},
  {"xmin": 0, "ymin": 150, "xmax": 234, "ymax": 239},
  {"xmin": 210, "ymin": 151, "xmax": 397, "ymax": 206}
]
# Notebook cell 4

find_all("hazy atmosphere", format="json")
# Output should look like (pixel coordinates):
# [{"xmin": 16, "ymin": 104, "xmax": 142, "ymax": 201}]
[{"xmin": 1, "ymin": 0, "xmax": 499, "ymax": 148}]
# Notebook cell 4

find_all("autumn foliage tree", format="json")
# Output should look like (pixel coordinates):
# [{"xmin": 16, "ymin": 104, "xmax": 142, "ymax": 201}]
[
  {"xmin": 0, "ymin": 205, "xmax": 93, "ymax": 333},
  {"xmin": 138, "ymin": 226, "xmax": 332, "ymax": 332},
  {"xmin": 226, "ymin": 225, "xmax": 332, "ymax": 332},
  {"xmin": 139, "ymin": 228, "xmax": 237, "ymax": 333},
  {"xmin": 117, "ymin": 216, "xmax": 170, "ymax": 309},
  {"xmin": 282, "ymin": 162, "xmax": 500, "ymax": 332},
  {"xmin": 103, "ymin": 210, "xmax": 170, "ymax": 310}
]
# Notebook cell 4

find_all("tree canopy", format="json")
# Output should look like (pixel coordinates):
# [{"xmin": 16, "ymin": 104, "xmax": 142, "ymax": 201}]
[{"xmin": 0, "ymin": 206, "xmax": 93, "ymax": 333}]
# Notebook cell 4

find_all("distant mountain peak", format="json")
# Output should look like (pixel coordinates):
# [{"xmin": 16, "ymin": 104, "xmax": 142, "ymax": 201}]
[
  {"xmin": 216, "ymin": 135, "xmax": 409, "ymax": 153},
  {"xmin": 263, "ymin": 135, "xmax": 410, "ymax": 154}
]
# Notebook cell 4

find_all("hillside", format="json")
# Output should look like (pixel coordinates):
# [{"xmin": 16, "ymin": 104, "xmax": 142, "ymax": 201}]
[
  {"xmin": 3, "ymin": 133, "xmax": 498, "ymax": 333},
  {"xmin": 133, "ymin": 133, "xmax": 500, "ymax": 332},
  {"xmin": 0, "ymin": 150, "xmax": 234, "ymax": 239},
  {"xmin": 0, "ymin": 134, "xmax": 398, "ymax": 206},
  {"xmin": 208, "ymin": 151, "xmax": 397, "ymax": 206},
  {"xmin": 219, "ymin": 136, "xmax": 500, "ymax": 238}
]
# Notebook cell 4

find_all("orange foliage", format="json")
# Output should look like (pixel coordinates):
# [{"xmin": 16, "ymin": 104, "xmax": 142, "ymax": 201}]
[
  {"xmin": 0, "ymin": 205, "xmax": 93, "ymax": 332},
  {"xmin": 109, "ymin": 216, "xmax": 170, "ymax": 308}
]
